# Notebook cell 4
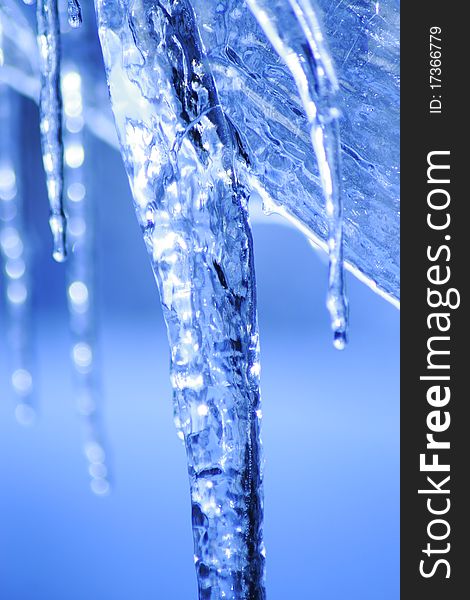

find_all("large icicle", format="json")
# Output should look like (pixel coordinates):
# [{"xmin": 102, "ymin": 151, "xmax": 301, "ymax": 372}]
[
  {"xmin": 94, "ymin": 0, "xmax": 265, "ymax": 597},
  {"xmin": 246, "ymin": 0, "xmax": 348, "ymax": 348},
  {"xmin": 37, "ymin": 0, "xmax": 67, "ymax": 262}
]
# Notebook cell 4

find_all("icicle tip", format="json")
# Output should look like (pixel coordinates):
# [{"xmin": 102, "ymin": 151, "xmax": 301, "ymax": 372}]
[
  {"xmin": 49, "ymin": 212, "xmax": 67, "ymax": 262},
  {"xmin": 67, "ymin": 0, "xmax": 83, "ymax": 29},
  {"xmin": 333, "ymin": 329, "xmax": 347, "ymax": 350}
]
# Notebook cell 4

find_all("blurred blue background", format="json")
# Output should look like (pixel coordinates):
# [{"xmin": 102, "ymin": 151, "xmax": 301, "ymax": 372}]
[{"xmin": 0, "ymin": 97, "xmax": 399, "ymax": 599}]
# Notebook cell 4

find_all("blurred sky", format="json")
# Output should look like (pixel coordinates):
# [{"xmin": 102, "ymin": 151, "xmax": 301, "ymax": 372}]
[{"xmin": 0, "ymin": 98, "xmax": 398, "ymax": 599}]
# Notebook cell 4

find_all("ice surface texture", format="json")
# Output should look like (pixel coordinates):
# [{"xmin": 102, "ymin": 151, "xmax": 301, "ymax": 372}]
[
  {"xmin": 0, "ymin": 0, "xmax": 399, "ymax": 597},
  {"xmin": 188, "ymin": 0, "xmax": 399, "ymax": 304},
  {"xmin": 93, "ymin": 1, "xmax": 399, "ymax": 594},
  {"xmin": 37, "ymin": 0, "xmax": 68, "ymax": 262},
  {"xmin": 95, "ymin": 0, "xmax": 265, "ymax": 596},
  {"xmin": 67, "ymin": 0, "xmax": 83, "ymax": 28},
  {"xmin": 244, "ymin": 0, "xmax": 348, "ymax": 347},
  {"xmin": 0, "ymin": 0, "xmax": 399, "ymax": 303}
]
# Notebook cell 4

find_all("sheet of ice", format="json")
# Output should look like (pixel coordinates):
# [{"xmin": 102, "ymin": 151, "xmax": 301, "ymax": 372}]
[
  {"xmin": 0, "ymin": 0, "xmax": 400, "ymax": 305},
  {"xmin": 185, "ymin": 0, "xmax": 399, "ymax": 304}
]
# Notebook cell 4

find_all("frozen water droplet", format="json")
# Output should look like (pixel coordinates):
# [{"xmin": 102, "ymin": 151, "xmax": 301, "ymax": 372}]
[
  {"xmin": 49, "ymin": 213, "xmax": 67, "ymax": 262},
  {"xmin": 52, "ymin": 248, "xmax": 66, "ymax": 263},
  {"xmin": 333, "ymin": 330, "xmax": 347, "ymax": 351}
]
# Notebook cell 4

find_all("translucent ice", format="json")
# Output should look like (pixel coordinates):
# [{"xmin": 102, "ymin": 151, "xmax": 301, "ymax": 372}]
[
  {"xmin": 36, "ymin": 0, "xmax": 67, "ymax": 261},
  {"xmin": 245, "ymin": 0, "xmax": 348, "ymax": 345},
  {"xmin": 0, "ymin": 0, "xmax": 400, "ymax": 597},
  {"xmin": 1, "ymin": 0, "xmax": 399, "ymax": 304},
  {"xmin": 184, "ymin": 0, "xmax": 399, "ymax": 305},
  {"xmin": 95, "ymin": 0, "xmax": 265, "ymax": 596},
  {"xmin": 67, "ymin": 0, "xmax": 83, "ymax": 28}
]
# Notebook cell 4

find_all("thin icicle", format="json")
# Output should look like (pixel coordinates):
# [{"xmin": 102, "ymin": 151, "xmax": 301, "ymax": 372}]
[
  {"xmin": 246, "ymin": 0, "xmax": 348, "ymax": 348},
  {"xmin": 62, "ymin": 65, "xmax": 110, "ymax": 496},
  {"xmin": 67, "ymin": 0, "xmax": 82, "ymax": 29},
  {"xmin": 0, "ymin": 84, "xmax": 35, "ymax": 425},
  {"xmin": 36, "ymin": 0, "xmax": 67, "ymax": 262}
]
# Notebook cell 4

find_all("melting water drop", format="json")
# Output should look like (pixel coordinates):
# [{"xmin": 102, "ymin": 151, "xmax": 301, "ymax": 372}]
[
  {"xmin": 246, "ymin": 0, "xmax": 348, "ymax": 347},
  {"xmin": 333, "ymin": 330, "xmax": 347, "ymax": 351},
  {"xmin": 49, "ymin": 212, "xmax": 67, "ymax": 262},
  {"xmin": 36, "ymin": 0, "xmax": 67, "ymax": 262}
]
